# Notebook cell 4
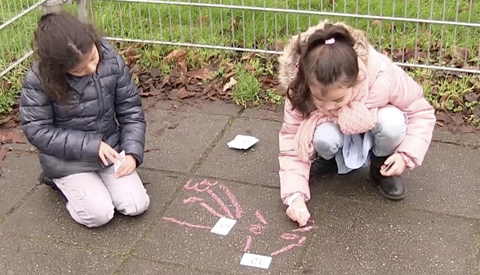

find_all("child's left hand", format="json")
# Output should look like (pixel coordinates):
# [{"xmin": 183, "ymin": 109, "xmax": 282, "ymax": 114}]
[
  {"xmin": 116, "ymin": 154, "xmax": 137, "ymax": 178},
  {"xmin": 380, "ymin": 153, "xmax": 406, "ymax": 177}
]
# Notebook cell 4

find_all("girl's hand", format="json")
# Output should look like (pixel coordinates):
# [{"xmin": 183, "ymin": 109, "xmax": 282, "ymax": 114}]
[
  {"xmin": 98, "ymin": 141, "xmax": 122, "ymax": 166},
  {"xmin": 381, "ymin": 153, "xmax": 406, "ymax": 177},
  {"xmin": 116, "ymin": 155, "xmax": 137, "ymax": 178},
  {"xmin": 286, "ymin": 196, "xmax": 311, "ymax": 227}
]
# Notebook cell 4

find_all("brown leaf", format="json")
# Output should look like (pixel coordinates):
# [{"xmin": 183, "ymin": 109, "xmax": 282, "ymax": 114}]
[
  {"xmin": 150, "ymin": 67, "xmax": 161, "ymax": 78},
  {"xmin": 124, "ymin": 46, "xmax": 141, "ymax": 62},
  {"xmin": 464, "ymin": 92, "xmax": 478, "ymax": 102},
  {"xmin": 186, "ymin": 68, "xmax": 211, "ymax": 80},
  {"xmin": 371, "ymin": 20, "xmax": 382, "ymax": 27},
  {"xmin": 460, "ymin": 125, "xmax": 475, "ymax": 133},
  {"xmin": 167, "ymin": 122, "xmax": 180, "ymax": 129},
  {"xmin": 244, "ymin": 62, "xmax": 255, "ymax": 72},
  {"xmin": 436, "ymin": 112, "xmax": 453, "ymax": 123},
  {"xmin": 452, "ymin": 115, "xmax": 464, "ymax": 126},
  {"xmin": 165, "ymin": 49, "xmax": 187, "ymax": 61},
  {"xmin": 178, "ymin": 61, "xmax": 188, "ymax": 75},
  {"xmin": 473, "ymin": 107, "xmax": 480, "ymax": 116},
  {"xmin": 223, "ymin": 77, "xmax": 237, "ymax": 92},
  {"xmin": 177, "ymin": 87, "xmax": 196, "ymax": 99},
  {"xmin": 198, "ymin": 16, "xmax": 208, "ymax": 23},
  {"xmin": 454, "ymin": 47, "xmax": 472, "ymax": 60}
]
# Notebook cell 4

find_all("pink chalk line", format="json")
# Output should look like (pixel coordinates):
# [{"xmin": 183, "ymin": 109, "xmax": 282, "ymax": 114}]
[
  {"xmin": 206, "ymin": 189, "xmax": 234, "ymax": 219},
  {"xmin": 255, "ymin": 210, "xmax": 268, "ymax": 225},
  {"xmin": 183, "ymin": 197, "xmax": 225, "ymax": 218},
  {"xmin": 184, "ymin": 179, "xmax": 218, "ymax": 192},
  {"xmin": 218, "ymin": 183, "xmax": 243, "ymax": 219},
  {"xmin": 280, "ymin": 233, "xmax": 300, "ymax": 240},
  {"xmin": 292, "ymin": 225, "xmax": 316, "ymax": 233},
  {"xmin": 271, "ymin": 236, "xmax": 307, "ymax": 256},
  {"xmin": 243, "ymin": 236, "xmax": 254, "ymax": 252},
  {"xmin": 249, "ymin": 224, "xmax": 265, "ymax": 235},
  {"xmin": 163, "ymin": 217, "xmax": 211, "ymax": 230}
]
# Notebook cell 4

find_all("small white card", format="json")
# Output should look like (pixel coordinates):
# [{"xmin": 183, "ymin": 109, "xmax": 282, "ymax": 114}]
[
  {"xmin": 113, "ymin": 150, "xmax": 126, "ymax": 173},
  {"xmin": 227, "ymin": 135, "xmax": 259, "ymax": 150},
  {"xmin": 240, "ymin": 253, "xmax": 272, "ymax": 269},
  {"xmin": 210, "ymin": 217, "xmax": 237, "ymax": 236}
]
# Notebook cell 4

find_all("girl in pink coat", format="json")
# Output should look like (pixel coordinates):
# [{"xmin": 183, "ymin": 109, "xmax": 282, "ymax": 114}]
[{"xmin": 278, "ymin": 21, "xmax": 436, "ymax": 226}]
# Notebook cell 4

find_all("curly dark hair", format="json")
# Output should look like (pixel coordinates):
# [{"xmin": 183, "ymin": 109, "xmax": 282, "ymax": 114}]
[
  {"xmin": 33, "ymin": 12, "xmax": 102, "ymax": 103},
  {"xmin": 287, "ymin": 24, "xmax": 359, "ymax": 116}
]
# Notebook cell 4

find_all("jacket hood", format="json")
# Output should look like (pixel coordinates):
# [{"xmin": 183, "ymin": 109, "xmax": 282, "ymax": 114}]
[{"xmin": 278, "ymin": 20, "xmax": 370, "ymax": 89}]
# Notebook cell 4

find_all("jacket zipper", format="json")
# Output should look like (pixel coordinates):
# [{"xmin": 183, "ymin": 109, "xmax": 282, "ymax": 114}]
[{"xmin": 93, "ymin": 74, "xmax": 104, "ymax": 133}]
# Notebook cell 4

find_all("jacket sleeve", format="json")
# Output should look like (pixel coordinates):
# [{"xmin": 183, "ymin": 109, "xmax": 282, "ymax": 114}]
[
  {"xmin": 384, "ymin": 55, "xmax": 436, "ymax": 168},
  {"xmin": 20, "ymin": 70, "xmax": 102, "ymax": 160},
  {"xmin": 278, "ymin": 98, "xmax": 312, "ymax": 204},
  {"xmin": 114, "ymin": 55, "xmax": 146, "ymax": 166}
]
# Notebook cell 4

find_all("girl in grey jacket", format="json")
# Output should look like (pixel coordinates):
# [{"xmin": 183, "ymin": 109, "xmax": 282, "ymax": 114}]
[{"xmin": 20, "ymin": 12, "xmax": 149, "ymax": 228}]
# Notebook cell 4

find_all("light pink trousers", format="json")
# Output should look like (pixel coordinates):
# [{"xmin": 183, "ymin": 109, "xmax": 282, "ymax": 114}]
[{"xmin": 53, "ymin": 165, "xmax": 150, "ymax": 228}]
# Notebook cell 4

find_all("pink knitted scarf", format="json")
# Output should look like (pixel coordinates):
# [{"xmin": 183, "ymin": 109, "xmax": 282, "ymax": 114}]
[{"xmin": 294, "ymin": 60, "xmax": 378, "ymax": 162}]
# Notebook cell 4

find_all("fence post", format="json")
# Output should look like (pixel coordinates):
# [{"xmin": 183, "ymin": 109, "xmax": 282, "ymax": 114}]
[{"xmin": 77, "ymin": 0, "xmax": 93, "ymax": 23}]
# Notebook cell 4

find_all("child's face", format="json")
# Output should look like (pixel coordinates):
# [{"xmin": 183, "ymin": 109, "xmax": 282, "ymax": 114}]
[
  {"xmin": 309, "ymin": 79, "xmax": 352, "ymax": 111},
  {"xmin": 68, "ymin": 45, "xmax": 99, "ymax": 77}
]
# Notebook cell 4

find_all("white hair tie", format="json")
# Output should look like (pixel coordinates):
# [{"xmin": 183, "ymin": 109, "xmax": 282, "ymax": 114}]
[{"xmin": 325, "ymin": 38, "xmax": 335, "ymax": 45}]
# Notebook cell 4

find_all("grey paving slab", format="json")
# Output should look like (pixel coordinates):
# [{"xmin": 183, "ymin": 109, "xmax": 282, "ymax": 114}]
[
  {"xmin": 146, "ymin": 99, "xmax": 242, "ymax": 116},
  {"xmin": 1, "ymin": 170, "xmax": 183, "ymax": 253},
  {"xmin": 196, "ymin": 119, "xmax": 281, "ymax": 187},
  {"xmin": 309, "ymin": 144, "xmax": 480, "ymax": 219},
  {"xmin": 138, "ymin": 178, "xmax": 305, "ymax": 275},
  {"xmin": 241, "ymin": 108, "xmax": 284, "ymax": 122},
  {"xmin": 0, "ymin": 151, "xmax": 41, "ymax": 217},
  {"xmin": 120, "ymin": 258, "xmax": 214, "ymax": 275},
  {"xmin": 143, "ymin": 109, "xmax": 230, "ymax": 172},
  {"xmin": 300, "ymin": 196, "xmax": 478, "ymax": 275},
  {"xmin": 0, "ymin": 232, "xmax": 121, "ymax": 275},
  {"xmin": 433, "ymin": 128, "xmax": 480, "ymax": 147}
]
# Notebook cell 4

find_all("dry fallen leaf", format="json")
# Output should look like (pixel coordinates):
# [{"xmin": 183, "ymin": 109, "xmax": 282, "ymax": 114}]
[
  {"xmin": 186, "ymin": 68, "xmax": 211, "ymax": 80},
  {"xmin": 460, "ymin": 125, "xmax": 475, "ymax": 133},
  {"xmin": 150, "ymin": 67, "xmax": 161, "ymax": 78},
  {"xmin": 165, "ymin": 49, "xmax": 187, "ymax": 61},
  {"xmin": 223, "ymin": 77, "xmax": 237, "ymax": 92},
  {"xmin": 124, "ymin": 46, "xmax": 141, "ymax": 62},
  {"xmin": 177, "ymin": 87, "xmax": 196, "ymax": 99}
]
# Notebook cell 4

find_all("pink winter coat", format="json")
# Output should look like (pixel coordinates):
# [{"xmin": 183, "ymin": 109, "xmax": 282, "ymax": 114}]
[{"xmin": 278, "ymin": 21, "xmax": 436, "ymax": 204}]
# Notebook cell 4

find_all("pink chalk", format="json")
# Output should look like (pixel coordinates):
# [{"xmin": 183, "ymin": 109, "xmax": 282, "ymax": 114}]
[
  {"xmin": 249, "ymin": 224, "xmax": 265, "ymax": 235},
  {"xmin": 184, "ymin": 179, "xmax": 218, "ymax": 192},
  {"xmin": 280, "ymin": 233, "xmax": 300, "ymax": 240},
  {"xmin": 255, "ymin": 210, "xmax": 268, "ymax": 225},
  {"xmin": 183, "ymin": 196, "xmax": 204, "ymax": 204},
  {"xmin": 206, "ymin": 189, "xmax": 234, "ymax": 219},
  {"xmin": 218, "ymin": 183, "xmax": 243, "ymax": 219},
  {"xmin": 271, "ymin": 236, "xmax": 307, "ymax": 256},
  {"xmin": 163, "ymin": 217, "xmax": 210, "ymax": 229},
  {"xmin": 292, "ymin": 225, "xmax": 316, "ymax": 233},
  {"xmin": 243, "ymin": 236, "xmax": 253, "ymax": 252}
]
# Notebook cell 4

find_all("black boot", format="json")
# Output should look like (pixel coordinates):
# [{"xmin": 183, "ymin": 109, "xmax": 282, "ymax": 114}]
[
  {"xmin": 369, "ymin": 155, "xmax": 405, "ymax": 200},
  {"xmin": 309, "ymin": 156, "xmax": 337, "ymax": 179},
  {"xmin": 38, "ymin": 171, "xmax": 59, "ymax": 191}
]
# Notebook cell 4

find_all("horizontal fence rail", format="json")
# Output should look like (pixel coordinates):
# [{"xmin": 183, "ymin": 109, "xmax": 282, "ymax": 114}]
[
  {"xmin": 2, "ymin": 0, "xmax": 480, "ymax": 77},
  {"xmin": 0, "ymin": 0, "xmax": 47, "ymax": 78},
  {"xmin": 90, "ymin": 0, "xmax": 480, "ymax": 73}
]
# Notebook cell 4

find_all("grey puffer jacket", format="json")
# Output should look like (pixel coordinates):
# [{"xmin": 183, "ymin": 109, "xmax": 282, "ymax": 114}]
[{"xmin": 20, "ymin": 40, "xmax": 146, "ymax": 179}]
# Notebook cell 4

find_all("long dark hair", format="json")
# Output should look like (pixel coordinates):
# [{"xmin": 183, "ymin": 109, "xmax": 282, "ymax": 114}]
[
  {"xmin": 33, "ymin": 12, "xmax": 102, "ymax": 103},
  {"xmin": 287, "ymin": 24, "xmax": 359, "ymax": 116}
]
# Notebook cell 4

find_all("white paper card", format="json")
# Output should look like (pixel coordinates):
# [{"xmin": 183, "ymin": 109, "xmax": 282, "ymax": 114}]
[
  {"xmin": 210, "ymin": 217, "xmax": 237, "ymax": 236},
  {"xmin": 240, "ymin": 253, "xmax": 272, "ymax": 269},
  {"xmin": 113, "ymin": 150, "xmax": 126, "ymax": 173},
  {"xmin": 227, "ymin": 135, "xmax": 259, "ymax": 150}
]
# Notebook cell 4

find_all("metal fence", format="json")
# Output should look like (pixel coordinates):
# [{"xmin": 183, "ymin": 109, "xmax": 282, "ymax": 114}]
[{"xmin": 2, "ymin": 0, "xmax": 480, "ymax": 77}]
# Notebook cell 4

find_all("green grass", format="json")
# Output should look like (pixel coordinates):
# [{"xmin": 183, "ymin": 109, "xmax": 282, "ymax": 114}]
[{"xmin": 1, "ymin": 0, "xmax": 480, "ymax": 121}]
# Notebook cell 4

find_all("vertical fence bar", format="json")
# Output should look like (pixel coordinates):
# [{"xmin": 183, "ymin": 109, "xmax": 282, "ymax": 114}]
[{"xmin": 78, "ymin": 0, "xmax": 93, "ymax": 23}]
